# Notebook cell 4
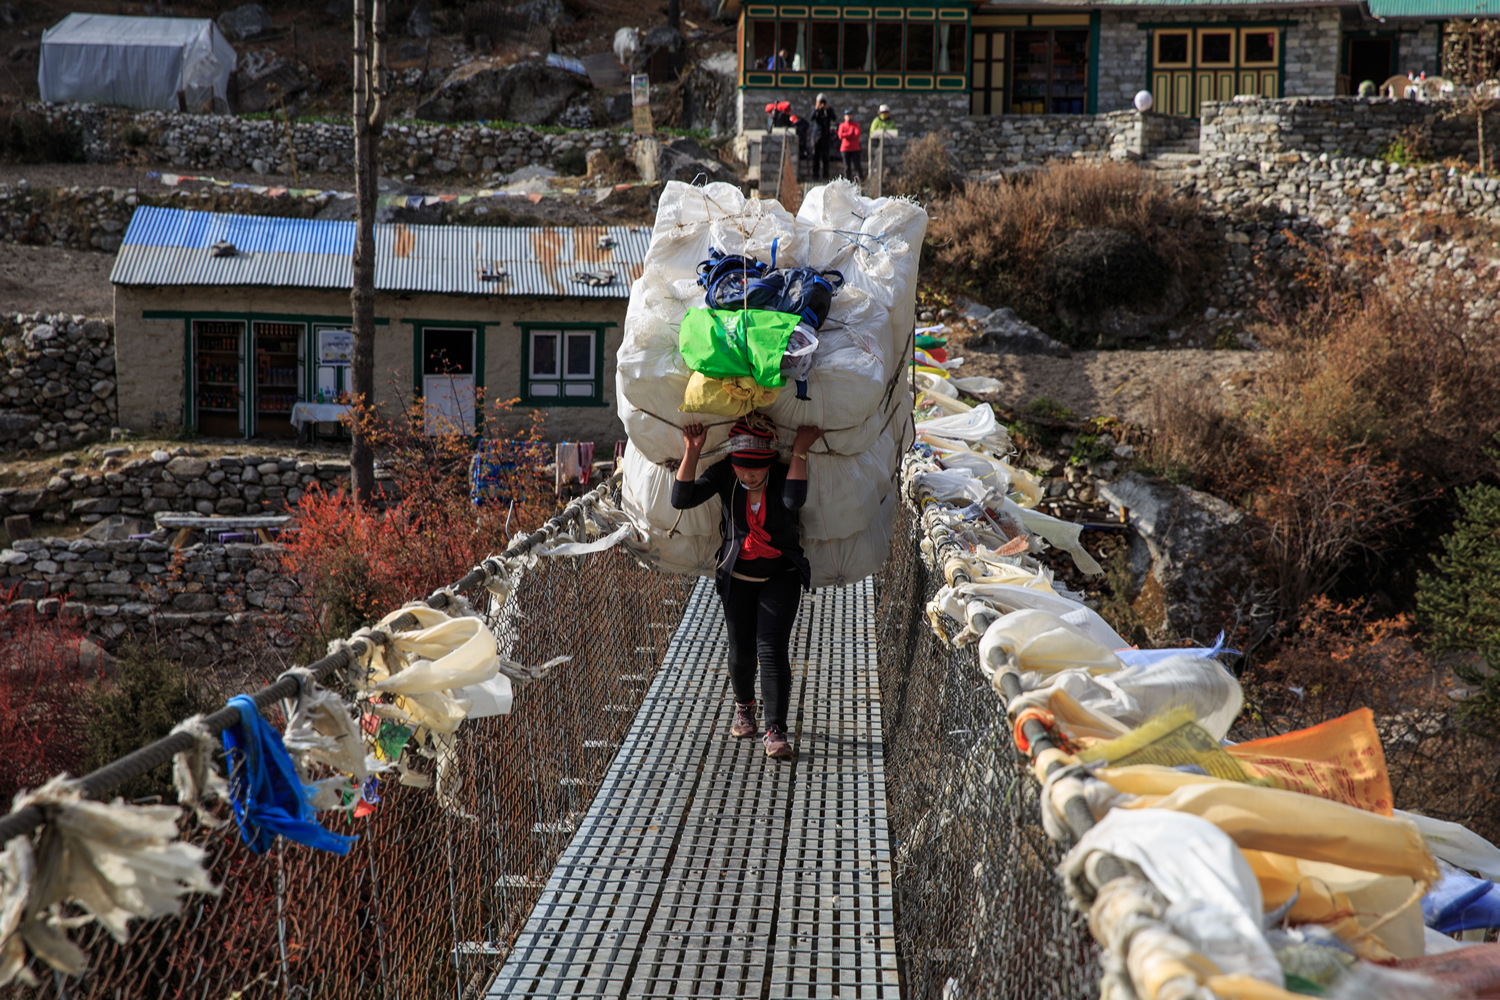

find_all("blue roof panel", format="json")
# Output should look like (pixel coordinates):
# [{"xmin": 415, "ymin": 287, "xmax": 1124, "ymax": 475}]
[{"xmin": 111, "ymin": 206, "xmax": 649, "ymax": 298}]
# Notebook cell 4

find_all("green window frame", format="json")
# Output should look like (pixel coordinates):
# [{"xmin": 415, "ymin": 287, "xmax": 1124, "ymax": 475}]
[{"xmin": 517, "ymin": 322, "xmax": 613, "ymax": 408}]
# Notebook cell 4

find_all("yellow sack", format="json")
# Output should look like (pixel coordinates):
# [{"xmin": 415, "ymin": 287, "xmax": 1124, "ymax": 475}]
[
  {"xmin": 679, "ymin": 371, "xmax": 781, "ymax": 417},
  {"xmin": 1097, "ymin": 766, "xmax": 1436, "ymax": 883}
]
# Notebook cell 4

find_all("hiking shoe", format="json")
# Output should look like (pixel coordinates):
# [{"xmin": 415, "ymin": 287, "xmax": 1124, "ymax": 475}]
[
  {"xmin": 731, "ymin": 701, "xmax": 758, "ymax": 739},
  {"xmin": 763, "ymin": 725, "xmax": 793, "ymax": 760}
]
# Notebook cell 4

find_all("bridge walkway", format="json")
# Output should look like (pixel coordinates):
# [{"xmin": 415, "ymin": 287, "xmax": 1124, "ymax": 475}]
[{"xmin": 486, "ymin": 577, "xmax": 900, "ymax": 999}]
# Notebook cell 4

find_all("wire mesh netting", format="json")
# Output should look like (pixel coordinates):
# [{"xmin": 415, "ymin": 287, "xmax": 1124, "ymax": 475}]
[
  {"xmin": 7, "ymin": 547, "xmax": 694, "ymax": 1000},
  {"xmin": 876, "ymin": 505, "xmax": 1100, "ymax": 1000}
]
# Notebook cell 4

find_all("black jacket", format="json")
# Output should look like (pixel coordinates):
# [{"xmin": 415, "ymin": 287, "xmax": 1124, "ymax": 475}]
[
  {"xmin": 670, "ymin": 459, "xmax": 810, "ymax": 595},
  {"xmin": 811, "ymin": 106, "xmax": 835, "ymax": 146}
]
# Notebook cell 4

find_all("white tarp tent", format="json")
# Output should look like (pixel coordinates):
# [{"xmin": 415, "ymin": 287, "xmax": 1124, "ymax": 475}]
[{"xmin": 39, "ymin": 14, "xmax": 237, "ymax": 112}]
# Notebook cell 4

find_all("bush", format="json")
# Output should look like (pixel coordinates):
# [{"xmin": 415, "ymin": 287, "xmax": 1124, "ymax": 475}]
[
  {"xmin": 926, "ymin": 162, "xmax": 1205, "ymax": 321},
  {"xmin": 1044, "ymin": 227, "xmax": 1167, "ymax": 316},
  {"xmin": 0, "ymin": 598, "xmax": 101, "ymax": 801},
  {"xmin": 0, "ymin": 103, "xmax": 85, "ymax": 164},
  {"xmin": 285, "ymin": 381, "xmax": 558, "ymax": 641},
  {"xmin": 1254, "ymin": 260, "xmax": 1500, "ymax": 489},
  {"xmin": 889, "ymin": 131, "xmax": 961, "ymax": 200},
  {"xmin": 1419, "ymin": 476, "xmax": 1500, "ymax": 728},
  {"xmin": 83, "ymin": 640, "xmax": 204, "ymax": 803}
]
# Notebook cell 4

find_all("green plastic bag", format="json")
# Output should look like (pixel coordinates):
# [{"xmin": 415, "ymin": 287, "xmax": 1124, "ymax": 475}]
[{"xmin": 679, "ymin": 307, "xmax": 800, "ymax": 389}]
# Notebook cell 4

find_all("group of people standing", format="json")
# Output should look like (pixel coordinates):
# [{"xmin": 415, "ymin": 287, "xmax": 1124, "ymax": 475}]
[{"xmin": 805, "ymin": 96, "xmax": 897, "ymax": 184}]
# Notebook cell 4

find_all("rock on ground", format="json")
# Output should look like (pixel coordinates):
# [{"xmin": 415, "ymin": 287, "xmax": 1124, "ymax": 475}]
[{"xmin": 415, "ymin": 61, "xmax": 591, "ymax": 125}]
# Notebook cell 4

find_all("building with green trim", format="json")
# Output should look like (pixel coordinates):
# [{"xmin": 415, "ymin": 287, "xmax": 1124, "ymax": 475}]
[
  {"xmin": 109, "ymin": 207, "xmax": 645, "ymax": 445},
  {"xmin": 735, "ymin": 0, "xmax": 1469, "ymax": 130}
]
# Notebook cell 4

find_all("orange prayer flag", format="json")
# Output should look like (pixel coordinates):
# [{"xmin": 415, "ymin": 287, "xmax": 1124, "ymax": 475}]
[{"xmin": 1226, "ymin": 708, "xmax": 1394, "ymax": 816}]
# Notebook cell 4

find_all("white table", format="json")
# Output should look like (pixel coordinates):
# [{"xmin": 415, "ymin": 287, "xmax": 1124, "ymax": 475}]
[{"xmin": 290, "ymin": 402, "xmax": 352, "ymax": 431}]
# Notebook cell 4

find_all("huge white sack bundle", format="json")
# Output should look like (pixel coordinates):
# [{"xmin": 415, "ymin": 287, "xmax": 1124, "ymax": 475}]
[
  {"xmin": 645, "ymin": 181, "xmax": 804, "ymax": 284},
  {"xmin": 797, "ymin": 180, "xmax": 927, "ymax": 372},
  {"xmin": 804, "ymin": 489, "xmax": 897, "ymax": 588},
  {"xmin": 619, "ymin": 442, "xmax": 717, "ymax": 535},
  {"xmin": 623, "ymin": 519, "xmax": 719, "ymax": 577},
  {"xmin": 800, "ymin": 421, "xmax": 906, "ymax": 542}
]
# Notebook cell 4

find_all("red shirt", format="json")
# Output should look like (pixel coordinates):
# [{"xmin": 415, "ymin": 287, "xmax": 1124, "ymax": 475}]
[
  {"xmin": 739, "ymin": 500, "xmax": 783, "ymax": 560},
  {"xmin": 837, "ymin": 120, "xmax": 861, "ymax": 153}
]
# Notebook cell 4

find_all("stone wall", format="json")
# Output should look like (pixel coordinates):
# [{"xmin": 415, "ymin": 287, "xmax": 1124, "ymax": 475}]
[
  {"xmin": 1, "ymin": 535, "xmax": 301, "ymax": 651},
  {"xmin": 0, "ymin": 451, "xmax": 355, "ymax": 525},
  {"xmin": 1096, "ymin": 8, "xmax": 1341, "ymax": 114},
  {"xmin": 1186, "ymin": 153, "xmax": 1500, "ymax": 312},
  {"xmin": 33, "ymin": 104, "xmax": 637, "ymax": 182},
  {"xmin": 738, "ymin": 89, "xmax": 970, "ymax": 137},
  {"xmin": 1201, "ymin": 96, "xmax": 1485, "ymax": 162},
  {"xmin": 0, "ymin": 181, "xmax": 329, "ymax": 253},
  {"xmin": 0, "ymin": 315, "xmax": 117, "ymax": 453}
]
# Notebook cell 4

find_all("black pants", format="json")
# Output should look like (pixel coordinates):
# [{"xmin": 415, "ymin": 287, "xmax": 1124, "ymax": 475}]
[
  {"xmin": 812, "ymin": 141, "xmax": 831, "ymax": 179},
  {"xmin": 720, "ymin": 570, "xmax": 801, "ymax": 731},
  {"xmin": 841, "ymin": 149, "xmax": 864, "ymax": 182}
]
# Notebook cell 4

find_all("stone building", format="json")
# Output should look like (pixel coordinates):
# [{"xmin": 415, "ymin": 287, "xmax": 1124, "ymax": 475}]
[
  {"xmin": 735, "ymin": 0, "xmax": 1455, "ymax": 133},
  {"xmin": 110, "ymin": 207, "xmax": 646, "ymax": 444}
]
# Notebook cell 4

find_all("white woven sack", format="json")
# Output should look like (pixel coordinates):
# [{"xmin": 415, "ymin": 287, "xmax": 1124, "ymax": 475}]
[
  {"xmin": 799, "ymin": 423, "xmax": 902, "ymax": 542},
  {"xmin": 623, "ymin": 518, "xmax": 719, "ymax": 578},
  {"xmin": 804, "ymin": 487, "xmax": 897, "ymax": 587},
  {"xmin": 619, "ymin": 441, "xmax": 720, "ymax": 537},
  {"xmin": 647, "ymin": 181, "xmax": 805, "ymax": 281}
]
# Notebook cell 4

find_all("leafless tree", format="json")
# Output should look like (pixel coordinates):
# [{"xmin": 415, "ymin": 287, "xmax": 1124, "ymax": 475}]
[
  {"xmin": 1442, "ymin": 20, "xmax": 1500, "ymax": 174},
  {"xmin": 350, "ymin": 0, "xmax": 388, "ymax": 504}
]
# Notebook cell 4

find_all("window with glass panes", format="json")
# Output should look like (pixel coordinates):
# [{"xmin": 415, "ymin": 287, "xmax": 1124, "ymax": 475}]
[
  {"xmin": 739, "ymin": 3, "xmax": 967, "ymax": 90},
  {"xmin": 969, "ymin": 13, "xmax": 1092, "ymax": 115},
  {"xmin": 520, "ymin": 324, "xmax": 607, "ymax": 406}
]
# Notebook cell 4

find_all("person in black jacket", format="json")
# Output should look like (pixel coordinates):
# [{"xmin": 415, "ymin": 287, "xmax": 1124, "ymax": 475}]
[
  {"xmin": 672, "ymin": 417, "xmax": 822, "ymax": 760},
  {"xmin": 809, "ymin": 93, "xmax": 835, "ymax": 181}
]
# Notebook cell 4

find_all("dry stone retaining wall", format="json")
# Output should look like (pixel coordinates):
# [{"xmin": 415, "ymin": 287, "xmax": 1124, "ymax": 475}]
[
  {"xmin": 0, "ymin": 451, "xmax": 355, "ymax": 525},
  {"xmin": 1201, "ymin": 96, "xmax": 1489, "ymax": 162},
  {"xmin": 0, "ymin": 315, "xmax": 117, "ymax": 453},
  {"xmin": 34, "ymin": 104, "xmax": 636, "ymax": 181},
  {"xmin": 2, "ymin": 535, "xmax": 300, "ymax": 653}
]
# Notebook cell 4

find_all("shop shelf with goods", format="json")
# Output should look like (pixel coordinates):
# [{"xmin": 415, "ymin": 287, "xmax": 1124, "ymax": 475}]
[
  {"xmin": 253, "ymin": 321, "xmax": 302, "ymax": 438},
  {"xmin": 192, "ymin": 319, "xmax": 245, "ymax": 438}
]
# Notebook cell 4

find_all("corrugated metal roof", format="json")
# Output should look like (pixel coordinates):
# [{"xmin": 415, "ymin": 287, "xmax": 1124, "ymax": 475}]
[
  {"xmin": 1368, "ymin": 0, "xmax": 1499, "ymax": 15},
  {"xmin": 110, "ymin": 206, "xmax": 650, "ymax": 298}
]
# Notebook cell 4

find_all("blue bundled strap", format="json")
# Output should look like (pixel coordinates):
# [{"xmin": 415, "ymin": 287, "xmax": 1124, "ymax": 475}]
[
  {"xmin": 1422, "ymin": 863, "xmax": 1500, "ymax": 934},
  {"xmin": 222, "ymin": 694, "xmax": 359, "ymax": 856}
]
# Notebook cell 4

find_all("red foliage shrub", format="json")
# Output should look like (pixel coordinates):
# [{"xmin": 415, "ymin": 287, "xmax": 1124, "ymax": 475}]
[
  {"xmin": 0, "ymin": 594, "xmax": 103, "ymax": 800},
  {"xmin": 282, "ymin": 381, "xmax": 560, "ymax": 638}
]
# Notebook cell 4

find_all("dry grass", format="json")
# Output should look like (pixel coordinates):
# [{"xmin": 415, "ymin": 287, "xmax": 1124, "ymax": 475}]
[
  {"xmin": 1253, "ymin": 262, "xmax": 1500, "ymax": 490},
  {"xmin": 925, "ymin": 161, "xmax": 1207, "ymax": 319}
]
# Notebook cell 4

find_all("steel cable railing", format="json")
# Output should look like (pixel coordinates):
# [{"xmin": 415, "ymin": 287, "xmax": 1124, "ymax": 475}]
[{"xmin": 4, "ymin": 477, "xmax": 696, "ymax": 999}]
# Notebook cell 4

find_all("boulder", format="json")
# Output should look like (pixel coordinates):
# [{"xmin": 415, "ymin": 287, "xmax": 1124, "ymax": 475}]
[
  {"xmin": 415, "ymin": 60, "xmax": 589, "ymax": 125},
  {"xmin": 1097, "ymin": 471, "xmax": 1255, "ymax": 646},
  {"xmin": 971, "ymin": 308, "xmax": 1072, "ymax": 358},
  {"xmin": 513, "ymin": 0, "xmax": 572, "ymax": 27},
  {"xmin": 656, "ymin": 136, "xmax": 731, "ymax": 184},
  {"xmin": 0, "ymin": 411, "xmax": 41, "ymax": 441},
  {"xmin": 217, "ymin": 4, "xmax": 275, "ymax": 42},
  {"xmin": 165, "ymin": 456, "xmax": 209, "ymax": 479}
]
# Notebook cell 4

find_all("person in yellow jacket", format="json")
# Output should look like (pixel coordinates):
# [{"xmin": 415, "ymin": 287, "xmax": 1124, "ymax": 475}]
[{"xmin": 870, "ymin": 104, "xmax": 897, "ymax": 133}]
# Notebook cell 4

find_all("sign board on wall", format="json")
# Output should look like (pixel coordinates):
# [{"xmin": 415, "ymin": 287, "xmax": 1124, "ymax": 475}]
[
  {"xmin": 631, "ymin": 73, "xmax": 653, "ymax": 135},
  {"xmin": 319, "ymin": 328, "xmax": 353, "ymax": 366}
]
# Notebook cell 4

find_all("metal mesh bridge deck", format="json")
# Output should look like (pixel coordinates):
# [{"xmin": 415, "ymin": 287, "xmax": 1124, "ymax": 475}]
[{"xmin": 487, "ymin": 577, "xmax": 900, "ymax": 999}]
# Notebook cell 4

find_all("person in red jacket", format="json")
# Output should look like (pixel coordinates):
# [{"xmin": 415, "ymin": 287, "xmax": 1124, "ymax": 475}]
[{"xmin": 837, "ymin": 110, "xmax": 864, "ymax": 183}]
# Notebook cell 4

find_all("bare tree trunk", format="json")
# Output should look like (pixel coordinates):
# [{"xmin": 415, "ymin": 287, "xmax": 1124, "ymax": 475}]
[{"xmin": 351, "ymin": 0, "xmax": 387, "ymax": 506}]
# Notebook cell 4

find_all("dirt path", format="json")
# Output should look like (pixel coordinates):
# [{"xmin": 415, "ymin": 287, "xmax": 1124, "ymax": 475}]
[
  {"xmin": 1, "ymin": 244, "xmax": 114, "ymax": 318},
  {"xmin": 950, "ymin": 342, "xmax": 1272, "ymax": 427}
]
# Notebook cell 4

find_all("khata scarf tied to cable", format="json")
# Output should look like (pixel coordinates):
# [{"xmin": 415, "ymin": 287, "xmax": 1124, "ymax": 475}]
[{"xmin": 221, "ymin": 695, "xmax": 358, "ymax": 856}]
